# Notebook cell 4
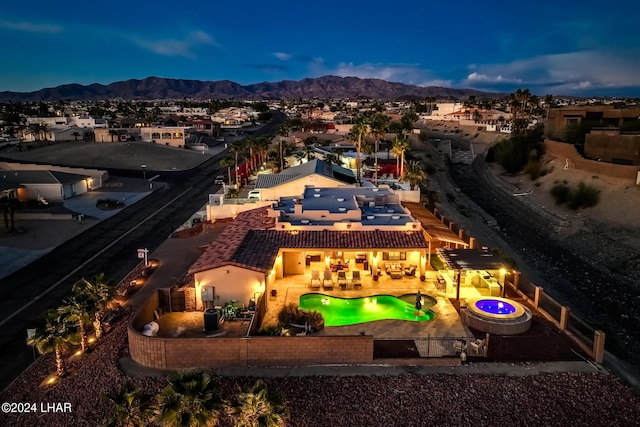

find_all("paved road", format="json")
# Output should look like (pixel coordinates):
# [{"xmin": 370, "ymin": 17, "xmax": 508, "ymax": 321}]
[{"xmin": 0, "ymin": 113, "xmax": 285, "ymax": 390}]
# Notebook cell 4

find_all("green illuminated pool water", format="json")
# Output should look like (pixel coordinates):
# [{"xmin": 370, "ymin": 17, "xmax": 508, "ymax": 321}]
[{"xmin": 299, "ymin": 293, "xmax": 436, "ymax": 326}]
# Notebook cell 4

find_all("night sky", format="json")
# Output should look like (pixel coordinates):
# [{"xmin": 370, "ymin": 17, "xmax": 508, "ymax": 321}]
[{"xmin": 2, "ymin": 0, "xmax": 639, "ymax": 96}]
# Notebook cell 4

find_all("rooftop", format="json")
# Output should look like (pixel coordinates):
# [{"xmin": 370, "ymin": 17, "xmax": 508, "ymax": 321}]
[
  {"xmin": 255, "ymin": 159, "xmax": 356, "ymax": 189},
  {"xmin": 189, "ymin": 207, "xmax": 428, "ymax": 275}
]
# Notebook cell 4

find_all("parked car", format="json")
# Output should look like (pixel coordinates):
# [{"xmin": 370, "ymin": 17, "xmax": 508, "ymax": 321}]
[
  {"xmin": 247, "ymin": 190, "xmax": 261, "ymax": 200},
  {"xmin": 214, "ymin": 175, "xmax": 226, "ymax": 185}
]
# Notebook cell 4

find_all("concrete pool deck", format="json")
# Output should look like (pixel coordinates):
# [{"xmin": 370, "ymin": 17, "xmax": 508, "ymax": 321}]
[{"xmin": 261, "ymin": 273, "xmax": 475, "ymax": 340}]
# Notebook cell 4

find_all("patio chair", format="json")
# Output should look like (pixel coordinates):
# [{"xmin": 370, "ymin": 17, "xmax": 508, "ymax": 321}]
[
  {"xmin": 351, "ymin": 271, "xmax": 362, "ymax": 289},
  {"xmin": 323, "ymin": 270, "xmax": 334, "ymax": 290},
  {"xmin": 310, "ymin": 270, "xmax": 321, "ymax": 290},
  {"xmin": 337, "ymin": 270, "xmax": 348, "ymax": 290},
  {"xmin": 404, "ymin": 264, "xmax": 417, "ymax": 277}
]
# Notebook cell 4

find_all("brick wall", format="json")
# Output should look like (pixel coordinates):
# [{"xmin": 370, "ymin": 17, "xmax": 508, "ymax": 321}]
[{"xmin": 128, "ymin": 326, "xmax": 374, "ymax": 370}]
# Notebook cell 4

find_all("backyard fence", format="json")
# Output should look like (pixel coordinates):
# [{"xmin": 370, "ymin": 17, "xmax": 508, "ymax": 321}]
[
  {"xmin": 374, "ymin": 336, "xmax": 486, "ymax": 359},
  {"xmin": 426, "ymin": 205, "xmax": 606, "ymax": 364}
]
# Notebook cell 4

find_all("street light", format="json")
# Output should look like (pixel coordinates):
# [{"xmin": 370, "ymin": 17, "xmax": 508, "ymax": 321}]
[{"xmin": 141, "ymin": 164, "xmax": 146, "ymax": 180}]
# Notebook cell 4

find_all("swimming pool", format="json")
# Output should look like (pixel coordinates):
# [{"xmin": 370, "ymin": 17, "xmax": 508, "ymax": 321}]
[{"xmin": 299, "ymin": 293, "xmax": 436, "ymax": 326}]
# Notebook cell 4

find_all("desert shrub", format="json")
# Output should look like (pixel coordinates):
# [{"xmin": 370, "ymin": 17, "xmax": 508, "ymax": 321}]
[
  {"xmin": 550, "ymin": 183, "xmax": 572, "ymax": 205},
  {"xmin": 422, "ymin": 160, "xmax": 436, "ymax": 175},
  {"xmin": 255, "ymin": 325, "xmax": 284, "ymax": 336},
  {"xmin": 276, "ymin": 303, "xmax": 324, "ymax": 332},
  {"xmin": 568, "ymin": 183, "xmax": 600, "ymax": 209},
  {"xmin": 524, "ymin": 159, "xmax": 544, "ymax": 180}
]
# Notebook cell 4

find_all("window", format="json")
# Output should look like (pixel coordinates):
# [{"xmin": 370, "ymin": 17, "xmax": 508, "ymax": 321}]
[{"xmin": 382, "ymin": 251, "xmax": 406, "ymax": 261}]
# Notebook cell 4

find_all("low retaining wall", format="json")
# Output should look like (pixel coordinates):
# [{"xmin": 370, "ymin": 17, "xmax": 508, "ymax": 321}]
[
  {"xmin": 545, "ymin": 139, "xmax": 638, "ymax": 182},
  {"xmin": 128, "ymin": 328, "xmax": 374, "ymax": 370},
  {"xmin": 15, "ymin": 212, "xmax": 74, "ymax": 220},
  {"xmin": 128, "ymin": 293, "xmax": 374, "ymax": 370}
]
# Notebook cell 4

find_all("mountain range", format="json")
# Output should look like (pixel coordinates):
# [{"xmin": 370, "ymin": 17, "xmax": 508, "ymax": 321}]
[{"xmin": 0, "ymin": 75, "xmax": 503, "ymax": 102}]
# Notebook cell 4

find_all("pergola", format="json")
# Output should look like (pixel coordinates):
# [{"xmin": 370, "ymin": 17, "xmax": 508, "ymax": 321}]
[{"xmin": 436, "ymin": 248, "xmax": 507, "ymax": 300}]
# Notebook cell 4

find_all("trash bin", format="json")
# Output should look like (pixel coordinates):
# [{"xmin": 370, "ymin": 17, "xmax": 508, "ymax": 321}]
[{"xmin": 204, "ymin": 309, "xmax": 219, "ymax": 332}]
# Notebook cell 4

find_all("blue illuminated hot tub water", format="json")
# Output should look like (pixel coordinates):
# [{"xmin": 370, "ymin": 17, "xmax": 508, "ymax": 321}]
[{"xmin": 475, "ymin": 299, "xmax": 516, "ymax": 315}]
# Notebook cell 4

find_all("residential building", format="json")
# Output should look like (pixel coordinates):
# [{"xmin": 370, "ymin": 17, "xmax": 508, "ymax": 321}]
[
  {"xmin": 140, "ymin": 126, "xmax": 192, "ymax": 148},
  {"xmin": 254, "ymin": 159, "xmax": 356, "ymax": 201}
]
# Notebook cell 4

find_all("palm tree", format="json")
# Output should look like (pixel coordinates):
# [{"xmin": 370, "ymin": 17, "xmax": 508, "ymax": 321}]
[
  {"xmin": 73, "ymin": 274, "xmax": 114, "ymax": 339},
  {"xmin": 27, "ymin": 309, "xmax": 80, "ymax": 377},
  {"xmin": 230, "ymin": 140, "xmax": 246, "ymax": 188},
  {"xmin": 156, "ymin": 370, "xmax": 223, "ymax": 427},
  {"xmin": 296, "ymin": 138, "xmax": 317, "ymax": 163},
  {"xmin": 333, "ymin": 147, "xmax": 346, "ymax": 167},
  {"xmin": 402, "ymin": 160, "xmax": 427, "ymax": 190},
  {"xmin": 371, "ymin": 113, "xmax": 389, "ymax": 185},
  {"xmin": 323, "ymin": 153, "xmax": 338, "ymax": 166},
  {"xmin": 392, "ymin": 136, "xmax": 411, "ymax": 178},
  {"xmin": 59, "ymin": 292, "xmax": 93, "ymax": 353},
  {"xmin": 276, "ymin": 123, "xmax": 290, "ymax": 172},
  {"xmin": 255, "ymin": 135, "xmax": 271, "ymax": 167},
  {"xmin": 226, "ymin": 188, "xmax": 240, "ymax": 199},
  {"xmin": 544, "ymin": 94, "xmax": 554, "ymax": 119},
  {"xmin": 227, "ymin": 380, "xmax": 288, "ymax": 427},
  {"xmin": 102, "ymin": 382, "xmax": 155, "ymax": 427},
  {"xmin": 350, "ymin": 116, "xmax": 370, "ymax": 184},
  {"xmin": 220, "ymin": 156, "xmax": 235, "ymax": 186},
  {"xmin": 0, "ymin": 194, "xmax": 20, "ymax": 233}
]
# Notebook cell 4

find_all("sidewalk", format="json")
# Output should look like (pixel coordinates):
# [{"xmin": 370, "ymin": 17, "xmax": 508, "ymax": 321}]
[{"xmin": 119, "ymin": 357, "xmax": 604, "ymax": 379}]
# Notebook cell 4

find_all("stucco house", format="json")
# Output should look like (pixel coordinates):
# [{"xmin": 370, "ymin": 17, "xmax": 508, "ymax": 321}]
[
  {"xmin": 190, "ymin": 186, "xmax": 444, "ymax": 312},
  {"xmin": 254, "ymin": 159, "xmax": 356, "ymax": 201},
  {"xmin": 0, "ymin": 163, "xmax": 106, "ymax": 202}
]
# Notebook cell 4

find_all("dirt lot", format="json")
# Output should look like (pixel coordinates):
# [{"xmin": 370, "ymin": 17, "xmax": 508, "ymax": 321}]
[
  {"xmin": 0, "ymin": 140, "xmax": 211, "ymax": 171},
  {"xmin": 411, "ymin": 122, "xmax": 640, "ymax": 365}
]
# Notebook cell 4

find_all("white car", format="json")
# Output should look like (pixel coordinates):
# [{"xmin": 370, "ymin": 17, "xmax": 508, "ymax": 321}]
[{"xmin": 247, "ymin": 190, "xmax": 261, "ymax": 201}]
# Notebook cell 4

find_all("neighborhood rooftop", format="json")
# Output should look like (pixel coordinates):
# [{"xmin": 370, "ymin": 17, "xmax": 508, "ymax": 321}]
[{"xmin": 255, "ymin": 159, "xmax": 356, "ymax": 189}]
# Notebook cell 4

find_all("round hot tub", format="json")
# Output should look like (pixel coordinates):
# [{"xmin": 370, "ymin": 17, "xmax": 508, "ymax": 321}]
[{"xmin": 463, "ymin": 297, "xmax": 532, "ymax": 335}]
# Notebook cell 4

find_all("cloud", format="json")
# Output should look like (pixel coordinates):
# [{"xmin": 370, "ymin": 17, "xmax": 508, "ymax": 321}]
[
  {"xmin": 132, "ymin": 30, "xmax": 217, "ymax": 58},
  {"xmin": 274, "ymin": 52, "xmax": 292, "ymax": 61},
  {"xmin": 329, "ymin": 62, "xmax": 440, "ymax": 85},
  {"xmin": 274, "ymin": 52, "xmax": 323, "ymax": 63},
  {"xmin": 466, "ymin": 72, "xmax": 522, "ymax": 84},
  {"xmin": 0, "ymin": 20, "xmax": 63, "ymax": 34},
  {"xmin": 245, "ymin": 63, "xmax": 290, "ymax": 73},
  {"xmin": 418, "ymin": 79, "xmax": 453, "ymax": 88},
  {"xmin": 464, "ymin": 50, "xmax": 640, "ymax": 94}
]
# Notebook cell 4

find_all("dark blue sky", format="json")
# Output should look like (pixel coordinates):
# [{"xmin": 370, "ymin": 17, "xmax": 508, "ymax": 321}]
[{"xmin": 2, "ymin": 0, "xmax": 639, "ymax": 96}]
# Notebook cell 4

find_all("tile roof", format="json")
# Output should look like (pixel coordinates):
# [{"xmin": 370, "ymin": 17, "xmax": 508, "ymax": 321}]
[
  {"xmin": 403, "ymin": 202, "xmax": 467, "ymax": 246},
  {"xmin": 189, "ymin": 209, "xmax": 428, "ymax": 274},
  {"xmin": 189, "ymin": 207, "xmax": 275, "ymax": 274}
]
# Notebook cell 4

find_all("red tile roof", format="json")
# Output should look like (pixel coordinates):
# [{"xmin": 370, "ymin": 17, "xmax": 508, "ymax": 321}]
[
  {"xmin": 188, "ymin": 207, "xmax": 275, "ymax": 274},
  {"xmin": 189, "ymin": 209, "xmax": 428, "ymax": 275}
]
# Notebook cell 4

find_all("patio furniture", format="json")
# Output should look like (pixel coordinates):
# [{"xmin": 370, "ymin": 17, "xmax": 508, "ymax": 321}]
[
  {"xmin": 469, "ymin": 339, "xmax": 484, "ymax": 355},
  {"xmin": 351, "ymin": 271, "xmax": 362, "ymax": 289},
  {"xmin": 337, "ymin": 271, "xmax": 348, "ymax": 290},
  {"xmin": 453, "ymin": 339, "xmax": 467, "ymax": 354},
  {"xmin": 404, "ymin": 264, "xmax": 417, "ymax": 277},
  {"xmin": 323, "ymin": 270, "xmax": 334, "ymax": 290},
  {"xmin": 310, "ymin": 270, "xmax": 321, "ymax": 290},
  {"xmin": 385, "ymin": 263, "xmax": 403, "ymax": 278}
]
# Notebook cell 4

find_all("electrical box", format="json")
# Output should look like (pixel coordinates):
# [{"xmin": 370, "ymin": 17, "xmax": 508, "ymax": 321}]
[{"xmin": 201, "ymin": 286, "xmax": 214, "ymax": 302}]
